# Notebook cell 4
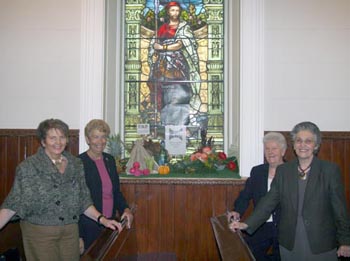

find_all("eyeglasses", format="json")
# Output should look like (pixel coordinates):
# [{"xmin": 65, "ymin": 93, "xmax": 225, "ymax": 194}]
[{"xmin": 295, "ymin": 138, "xmax": 315, "ymax": 145}]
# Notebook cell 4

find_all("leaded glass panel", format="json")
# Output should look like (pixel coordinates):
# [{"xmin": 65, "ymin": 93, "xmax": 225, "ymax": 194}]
[{"xmin": 124, "ymin": 0, "xmax": 224, "ymax": 155}]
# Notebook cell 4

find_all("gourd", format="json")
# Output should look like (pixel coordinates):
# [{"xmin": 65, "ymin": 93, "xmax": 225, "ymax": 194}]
[{"xmin": 158, "ymin": 165, "xmax": 170, "ymax": 175}]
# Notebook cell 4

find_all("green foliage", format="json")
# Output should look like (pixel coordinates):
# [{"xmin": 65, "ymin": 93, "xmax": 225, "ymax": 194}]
[
  {"xmin": 141, "ymin": 5, "xmax": 207, "ymax": 31},
  {"xmin": 169, "ymin": 155, "xmax": 239, "ymax": 175},
  {"xmin": 106, "ymin": 134, "xmax": 125, "ymax": 159}
]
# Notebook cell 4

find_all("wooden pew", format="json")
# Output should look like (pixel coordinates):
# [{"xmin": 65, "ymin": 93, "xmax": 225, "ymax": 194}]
[
  {"xmin": 210, "ymin": 214, "xmax": 255, "ymax": 261},
  {"xmin": 0, "ymin": 221, "xmax": 25, "ymax": 260},
  {"xmin": 81, "ymin": 208, "xmax": 137, "ymax": 261}
]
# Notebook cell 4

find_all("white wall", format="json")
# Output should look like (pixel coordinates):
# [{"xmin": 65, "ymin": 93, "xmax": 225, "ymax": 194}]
[
  {"xmin": 0, "ymin": 0, "xmax": 81, "ymax": 129},
  {"xmin": 264, "ymin": 0, "xmax": 350, "ymax": 131}
]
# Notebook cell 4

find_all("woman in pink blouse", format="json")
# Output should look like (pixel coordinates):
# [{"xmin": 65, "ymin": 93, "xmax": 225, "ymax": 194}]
[{"xmin": 78, "ymin": 119, "xmax": 133, "ymax": 253}]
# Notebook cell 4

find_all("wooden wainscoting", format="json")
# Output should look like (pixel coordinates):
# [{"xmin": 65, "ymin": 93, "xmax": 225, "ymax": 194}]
[
  {"xmin": 120, "ymin": 178, "xmax": 246, "ymax": 261},
  {"xmin": 0, "ymin": 129, "xmax": 79, "ymax": 204}
]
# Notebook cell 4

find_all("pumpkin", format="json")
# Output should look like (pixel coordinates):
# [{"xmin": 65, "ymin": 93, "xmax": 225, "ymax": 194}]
[{"xmin": 158, "ymin": 165, "xmax": 170, "ymax": 175}]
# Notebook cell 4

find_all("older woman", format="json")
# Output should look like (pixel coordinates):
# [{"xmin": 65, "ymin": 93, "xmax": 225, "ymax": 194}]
[
  {"xmin": 0, "ymin": 119, "xmax": 121, "ymax": 261},
  {"xmin": 230, "ymin": 122, "xmax": 350, "ymax": 260},
  {"xmin": 228, "ymin": 132, "xmax": 286, "ymax": 260},
  {"xmin": 78, "ymin": 119, "xmax": 133, "ymax": 252}
]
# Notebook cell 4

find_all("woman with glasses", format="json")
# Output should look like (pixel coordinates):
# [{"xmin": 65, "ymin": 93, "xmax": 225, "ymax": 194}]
[{"xmin": 230, "ymin": 121, "xmax": 350, "ymax": 260}]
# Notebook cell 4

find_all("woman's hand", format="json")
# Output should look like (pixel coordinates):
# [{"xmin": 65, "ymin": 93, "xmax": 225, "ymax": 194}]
[
  {"xmin": 229, "ymin": 221, "xmax": 248, "ymax": 232},
  {"xmin": 84, "ymin": 206, "xmax": 122, "ymax": 232},
  {"xmin": 226, "ymin": 211, "xmax": 240, "ymax": 223},
  {"xmin": 121, "ymin": 208, "xmax": 134, "ymax": 229},
  {"xmin": 337, "ymin": 245, "xmax": 350, "ymax": 257},
  {"xmin": 100, "ymin": 216, "xmax": 123, "ymax": 233},
  {"xmin": 0, "ymin": 208, "xmax": 16, "ymax": 230},
  {"xmin": 79, "ymin": 238, "xmax": 85, "ymax": 255}
]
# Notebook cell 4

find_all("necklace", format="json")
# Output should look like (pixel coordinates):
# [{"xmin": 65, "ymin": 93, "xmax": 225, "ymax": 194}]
[
  {"xmin": 298, "ymin": 162, "xmax": 311, "ymax": 180},
  {"xmin": 51, "ymin": 155, "xmax": 64, "ymax": 167}
]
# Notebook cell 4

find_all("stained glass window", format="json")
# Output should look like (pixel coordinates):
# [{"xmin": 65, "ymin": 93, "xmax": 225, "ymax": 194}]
[{"xmin": 124, "ymin": 0, "xmax": 224, "ymax": 155}]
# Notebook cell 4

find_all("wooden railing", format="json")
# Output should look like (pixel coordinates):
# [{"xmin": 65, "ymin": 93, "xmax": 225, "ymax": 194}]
[
  {"xmin": 211, "ymin": 214, "xmax": 255, "ymax": 260},
  {"xmin": 81, "ymin": 207, "xmax": 137, "ymax": 261}
]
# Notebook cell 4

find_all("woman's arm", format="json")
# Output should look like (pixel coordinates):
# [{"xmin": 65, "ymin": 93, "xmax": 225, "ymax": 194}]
[
  {"xmin": 0, "ymin": 208, "xmax": 16, "ymax": 230},
  {"xmin": 121, "ymin": 208, "xmax": 134, "ymax": 229},
  {"xmin": 84, "ymin": 205, "xmax": 122, "ymax": 232}
]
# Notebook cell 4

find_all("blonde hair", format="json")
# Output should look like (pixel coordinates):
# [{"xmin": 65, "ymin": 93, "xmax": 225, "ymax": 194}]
[{"xmin": 84, "ymin": 119, "xmax": 110, "ymax": 137}]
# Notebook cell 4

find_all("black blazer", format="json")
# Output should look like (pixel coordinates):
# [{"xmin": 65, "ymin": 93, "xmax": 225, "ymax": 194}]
[
  {"xmin": 235, "ymin": 163, "xmax": 271, "ymax": 214},
  {"xmin": 246, "ymin": 157, "xmax": 350, "ymax": 254},
  {"xmin": 234, "ymin": 164, "xmax": 280, "ymax": 238},
  {"xmin": 78, "ymin": 152, "xmax": 128, "ymax": 217}
]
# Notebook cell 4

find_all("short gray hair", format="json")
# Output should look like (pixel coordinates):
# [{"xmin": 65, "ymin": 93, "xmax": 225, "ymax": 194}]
[
  {"xmin": 263, "ymin": 132, "xmax": 287, "ymax": 151},
  {"xmin": 290, "ymin": 121, "xmax": 321, "ymax": 151}
]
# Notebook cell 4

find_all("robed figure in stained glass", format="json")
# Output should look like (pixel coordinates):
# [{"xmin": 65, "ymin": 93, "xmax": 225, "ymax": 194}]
[{"xmin": 148, "ymin": 1, "xmax": 201, "ymax": 126}]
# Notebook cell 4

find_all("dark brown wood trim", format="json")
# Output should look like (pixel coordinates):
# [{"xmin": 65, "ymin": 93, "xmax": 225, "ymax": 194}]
[{"xmin": 120, "ymin": 177, "xmax": 247, "ymax": 185}]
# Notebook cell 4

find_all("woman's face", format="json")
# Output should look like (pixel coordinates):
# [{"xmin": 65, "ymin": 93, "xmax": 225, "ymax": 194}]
[
  {"xmin": 293, "ymin": 130, "xmax": 317, "ymax": 161},
  {"xmin": 86, "ymin": 129, "xmax": 108, "ymax": 157},
  {"xmin": 42, "ymin": 128, "xmax": 67, "ymax": 159},
  {"xmin": 264, "ymin": 140, "xmax": 285, "ymax": 168},
  {"xmin": 168, "ymin": 6, "xmax": 180, "ymax": 20}
]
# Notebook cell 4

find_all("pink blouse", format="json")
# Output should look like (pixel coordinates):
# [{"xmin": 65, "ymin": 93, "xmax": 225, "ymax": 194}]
[{"xmin": 94, "ymin": 158, "xmax": 113, "ymax": 218}]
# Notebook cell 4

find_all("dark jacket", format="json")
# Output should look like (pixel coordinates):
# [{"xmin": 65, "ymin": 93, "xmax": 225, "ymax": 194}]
[
  {"xmin": 246, "ymin": 157, "xmax": 350, "ymax": 254},
  {"xmin": 234, "ymin": 164, "xmax": 280, "ymax": 257},
  {"xmin": 235, "ymin": 164, "xmax": 277, "ymax": 214},
  {"xmin": 78, "ymin": 152, "xmax": 129, "ymax": 249}
]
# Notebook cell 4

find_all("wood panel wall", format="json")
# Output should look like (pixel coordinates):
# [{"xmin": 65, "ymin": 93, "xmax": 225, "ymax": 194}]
[{"xmin": 120, "ymin": 179, "xmax": 246, "ymax": 261}]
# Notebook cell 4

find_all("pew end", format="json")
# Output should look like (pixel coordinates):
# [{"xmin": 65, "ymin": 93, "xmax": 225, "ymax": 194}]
[{"xmin": 210, "ymin": 214, "xmax": 255, "ymax": 261}]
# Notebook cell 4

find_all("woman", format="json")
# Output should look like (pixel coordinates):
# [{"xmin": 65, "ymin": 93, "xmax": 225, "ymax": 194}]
[
  {"xmin": 78, "ymin": 119, "xmax": 133, "ymax": 252},
  {"xmin": 228, "ymin": 132, "xmax": 286, "ymax": 260},
  {"xmin": 0, "ymin": 119, "xmax": 122, "ymax": 261},
  {"xmin": 230, "ymin": 121, "xmax": 350, "ymax": 260}
]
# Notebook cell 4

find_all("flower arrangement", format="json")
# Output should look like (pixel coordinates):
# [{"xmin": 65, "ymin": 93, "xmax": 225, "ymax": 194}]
[
  {"xmin": 168, "ymin": 146, "xmax": 238, "ymax": 174},
  {"xmin": 109, "ymin": 133, "xmax": 239, "ymax": 176}
]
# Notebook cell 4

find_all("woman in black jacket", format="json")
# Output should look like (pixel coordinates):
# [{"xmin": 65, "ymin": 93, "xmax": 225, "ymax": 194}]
[
  {"xmin": 228, "ymin": 132, "xmax": 287, "ymax": 260},
  {"xmin": 78, "ymin": 119, "xmax": 133, "ymax": 253}
]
